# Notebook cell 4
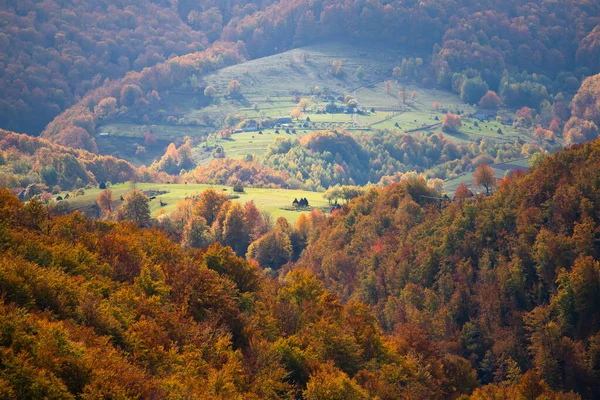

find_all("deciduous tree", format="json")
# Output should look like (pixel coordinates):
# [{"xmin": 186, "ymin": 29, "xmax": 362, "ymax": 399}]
[
  {"xmin": 121, "ymin": 189, "xmax": 151, "ymax": 227},
  {"xmin": 227, "ymin": 80, "xmax": 241, "ymax": 96},
  {"xmin": 473, "ymin": 163, "xmax": 496, "ymax": 195},
  {"xmin": 478, "ymin": 91, "xmax": 501, "ymax": 109},
  {"xmin": 97, "ymin": 189, "xmax": 113, "ymax": 217},
  {"xmin": 442, "ymin": 114, "xmax": 462, "ymax": 132}
]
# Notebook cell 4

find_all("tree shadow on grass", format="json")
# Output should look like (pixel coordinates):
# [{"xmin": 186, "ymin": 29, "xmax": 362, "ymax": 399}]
[{"xmin": 443, "ymin": 129, "xmax": 471, "ymax": 141}]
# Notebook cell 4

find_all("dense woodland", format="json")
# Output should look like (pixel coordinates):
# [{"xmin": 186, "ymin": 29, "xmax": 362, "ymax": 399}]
[
  {"xmin": 296, "ymin": 138, "xmax": 600, "ymax": 398},
  {"xmin": 1, "ymin": 136, "xmax": 599, "ymax": 398},
  {"xmin": 0, "ymin": 0, "xmax": 206, "ymax": 135}
]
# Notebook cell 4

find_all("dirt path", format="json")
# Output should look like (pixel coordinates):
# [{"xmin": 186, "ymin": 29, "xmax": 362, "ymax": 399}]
[{"xmin": 350, "ymin": 76, "xmax": 391, "ymax": 126}]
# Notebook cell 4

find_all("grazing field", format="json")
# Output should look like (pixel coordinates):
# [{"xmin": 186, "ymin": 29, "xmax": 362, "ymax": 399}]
[
  {"xmin": 97, "ymin": 42, "xmax": 530, "ymax": 167},
  {"xmin": 200, "ymin": 129, "xmax": 311, "ymax": 161},
  {"xmin": 59, "ymin": 183, "xmax": 330, "ymax": 224}
]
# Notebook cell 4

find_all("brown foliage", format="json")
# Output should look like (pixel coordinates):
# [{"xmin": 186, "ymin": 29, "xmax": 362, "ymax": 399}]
[
  {"xmin": 442, "ymin": 114, "xmax": 462, "ymax": 132},
  {"xmin": 97, "ymin": 189, "xmax": 113, "ymax": 216},
  {"xmin": 473, "ymin": 163, "xmax": 496, "ymax": 194},
  {"xmin": 478, "ymin": 91, "xmax": 501, "ymax": 109}
]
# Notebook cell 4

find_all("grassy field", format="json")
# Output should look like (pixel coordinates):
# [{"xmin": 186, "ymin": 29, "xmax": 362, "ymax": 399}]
[
  {"xmin": 92, "ymin": 42, "xmax": 535, "ymax": 196},
  {"xmin": 60, "ymin": 183, "xmax": 330, "ymax": 224},
  {"xmin": 97, "ymin": 42, "xmax": 529, "ymax": 164},
  {"xmin": 201, "ymin": 129, "xmax": 310, "ymax": 161}
]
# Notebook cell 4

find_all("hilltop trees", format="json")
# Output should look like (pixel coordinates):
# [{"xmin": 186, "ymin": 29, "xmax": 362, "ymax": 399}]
[
  {"xmin": 564, "ymin": 73, "xmax": 600, "ymax": 145},
  {"xmin": 454, "ymin": 182, "xmax": 472, "ymax": 204},
  {"xmin": 564, "ymin": 118, "xmax": 599, "ymax": 146},
  {"xmin": 94, "ymin": 98, "xmax": 118, "ymax": 119},
  {"xmin": 293, "ymin": 138, "xmax": 600, "ymax": 397},
  {"xmin": 194, "ymin": 189, "xmax": 229, "ymax": 226},
  {"xmin": 120, "ymin": 84, "xmax": 144, "ymax": 108},
  {"xmin": 221, "ymin": 202, "xmax": 250, "ymax": 256},
  {"xmin": 246, "ymin": 225, "xmax": 293, "ymax": 270},
  {"xmin": 181, "ymin": 215, "xmax": 211, "ymax": 249}
]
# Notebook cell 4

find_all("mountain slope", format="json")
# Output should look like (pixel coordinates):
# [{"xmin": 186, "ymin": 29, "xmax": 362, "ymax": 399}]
[
  {"xmin": 1, "ymin": 141, "xmax": 596, "ymax": 398},
  {"xmin": 0, "ymin": 0, "xmax": 206, "ymax": 135},
  {"xmin": 296, "ymin": 138, "xmax": 600, "ymax": 396}
]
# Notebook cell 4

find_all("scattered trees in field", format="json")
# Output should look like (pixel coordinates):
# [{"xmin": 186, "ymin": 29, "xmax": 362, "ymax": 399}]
[
  {"xmin": 356, "ymin": 67, "xmax": 365, "ymax": 81},
  {"xmin": 385, "ymin": 80, "xmax": 394, "ymax": 95},
  {"xmin": 291, "ymin": 108, "xmax": 303, "ymax": 120},
  {"xmin": 204, "ymin": 85, "xmax": 217, "ymax": 99},
  {"xmin": 298, "ymin": 98, "xmax": 311, "ymax": 112}
]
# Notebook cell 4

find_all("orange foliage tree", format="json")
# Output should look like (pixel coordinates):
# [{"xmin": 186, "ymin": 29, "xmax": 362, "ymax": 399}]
[
  {"xmin": 473, "ymin": 163, "xmax": 496, "ymax": 194},
  {"xmin": 442, "ymin": 114, "xmax": 462, "ymax": 132},
  {"xmin": 97, "ymin": 189, "xmax": 113, "ymax": 217}
]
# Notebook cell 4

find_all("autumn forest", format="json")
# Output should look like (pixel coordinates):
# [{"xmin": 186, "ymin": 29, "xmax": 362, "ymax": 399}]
[{"xmin": 1, "ymin": 0, "xmax": 600, "ymax": 399}]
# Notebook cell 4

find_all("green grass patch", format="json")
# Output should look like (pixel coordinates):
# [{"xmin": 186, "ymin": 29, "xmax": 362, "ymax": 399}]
[{"xmin": 60, "ymin": 183, "xmax": 330, "ymax": 224}]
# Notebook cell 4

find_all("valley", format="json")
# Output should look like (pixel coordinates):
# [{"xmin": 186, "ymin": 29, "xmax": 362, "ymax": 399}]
[{"xmin": 2, "ymin": 0, "xmax": 600, "ymax": 398}]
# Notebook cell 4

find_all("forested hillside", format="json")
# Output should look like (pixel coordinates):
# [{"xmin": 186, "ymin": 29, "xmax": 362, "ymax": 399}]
[
  {"xmin": 262, "ymin": 129, "xmax": 536, "ymax": 190},
  {"xmin": 4, "ymin": 0, "xmax": 598, "ymax": 146},
  {"xmin": 1, "ymin": 138, "xmax": 599, "ymax": 398},
  {"xmin": 0, "ymin": 0, "xmax": 207, "ymax": 135},
  {"xmin": 0, "ymin": 129, "xmax": 169, "ymax": 193},
  {"xmin": 297, "ymin": 138, "xmax": 600, "ymax": 397},
  {"xmin": 0, "ymin": 0, "xmax": 283, "ymax": 136}
]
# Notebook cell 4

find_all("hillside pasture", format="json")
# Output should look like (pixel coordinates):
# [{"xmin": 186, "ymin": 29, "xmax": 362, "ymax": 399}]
[
  {"xmin": 93, "ymin": 42, "xmax": 534, "ymax": 190},
  {"xmin": 58, "ymin": 182, "xmax": 330, "ymax": 224}
]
